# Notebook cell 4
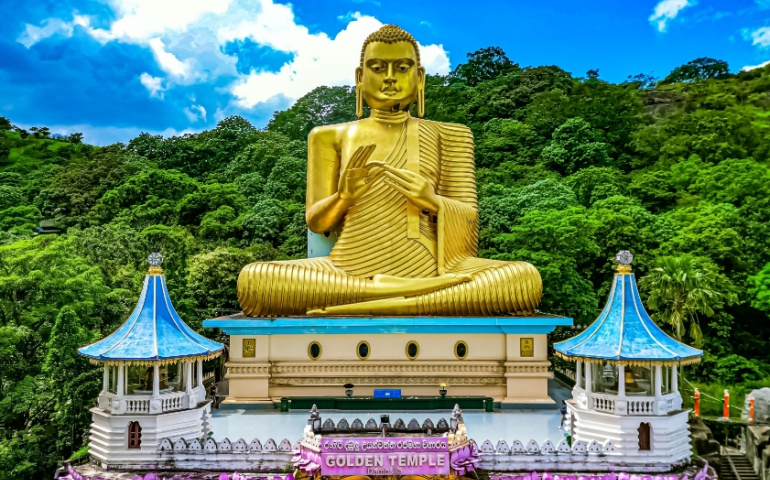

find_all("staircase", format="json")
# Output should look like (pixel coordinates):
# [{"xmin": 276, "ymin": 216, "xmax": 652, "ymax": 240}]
[{"xmin": 721, "ymin": 452, "xmax": 760, "ymax": 480}]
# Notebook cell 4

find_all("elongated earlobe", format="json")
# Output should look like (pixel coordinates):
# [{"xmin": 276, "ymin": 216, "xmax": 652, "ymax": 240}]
[
  {"xmin": 356, "ymin": 85, "xmax": 363, "ymax": 118},
  {"xmin": 417, "ymin": 84, "xmax": 425, "ymax": 118},
  {"xmin": 417, "ymin": 66, "xmax": 426, "ymax": 118},
  {"xmin": 355, "ymin": 67, "xmax": 364, "ymax": 119}
]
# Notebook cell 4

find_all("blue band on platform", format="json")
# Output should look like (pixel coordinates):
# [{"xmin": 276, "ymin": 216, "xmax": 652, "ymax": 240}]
[{"xmin": 203, "ymin": 315, "xmax": 573, "ymax": 335}]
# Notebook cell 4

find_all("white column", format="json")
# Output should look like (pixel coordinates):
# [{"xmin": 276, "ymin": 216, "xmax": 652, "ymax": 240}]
[
  {"xmin": 576, "ymin": 360, "xmax": 583, "ymax": 389},
  {"xmin": 152, "ymin": 364, "xmax": 160, "ymax": 398},
  {"xmin": 185, "ymin": 361, "xmax": 193, "ymax": 395},
  {"xmin": 117, "ymin": 364, "xmax": 125, "ymax": 396},
  {"xmin": 672, "ymin": 365, "xmax": 678, "ymax": 390},
  {"xmin": 618, "ymin": 364, "xmax": 626, "ymax": 397},
  {"xmin": 655, "ymin": 365, "xmax": 663, "ymax": 398},
  {"xmin": 102, "ymin": 365, "xmax": 109, "ymax": 394},
  {"xmin": 197, "ymin": 360, "xmax": 203, "ymax": 388},
  {"xmin": 585, "ymin": 361, "xmax": 593, "ymax": 394}
]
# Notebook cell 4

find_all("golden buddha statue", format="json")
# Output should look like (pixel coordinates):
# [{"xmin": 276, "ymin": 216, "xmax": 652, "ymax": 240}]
[{"xmin": 238, "ymin": 25, "xmax": 542, "ymax": 316}]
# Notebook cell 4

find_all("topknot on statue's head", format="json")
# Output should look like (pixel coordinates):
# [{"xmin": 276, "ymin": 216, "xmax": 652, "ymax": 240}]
[{"xmin": 360, "ymin": 24, "xmax": 421, "ymax": 67}]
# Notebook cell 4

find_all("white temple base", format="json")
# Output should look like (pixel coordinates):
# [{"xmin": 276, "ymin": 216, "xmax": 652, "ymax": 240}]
[
  {"xmin": 88, "ymin": 401, "xmax": 212, "ymax": 470},
  {"xmin": 566, "ymin": 399, "xmax": 692, "ymax": 470}
]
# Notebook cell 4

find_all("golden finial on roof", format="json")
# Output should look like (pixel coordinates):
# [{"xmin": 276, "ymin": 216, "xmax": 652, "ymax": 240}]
[
  {"xmin": 148, "ymin": 252, "xmax": 164, "ymax": 275},
  {"xmin": 615, "ymin": 250, "xmax": 633, "ymax": 274}
]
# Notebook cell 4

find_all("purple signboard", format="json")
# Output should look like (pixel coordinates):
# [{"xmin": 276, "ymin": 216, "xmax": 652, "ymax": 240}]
[{"xmin": 321, "ymin": 437, "xmax": 450, "ymax": 476}]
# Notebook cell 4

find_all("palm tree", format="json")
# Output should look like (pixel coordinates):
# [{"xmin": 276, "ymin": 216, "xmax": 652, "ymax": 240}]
[{"xmin": 640, "ymin": 254, "xmax": 724, "ymax": 347}]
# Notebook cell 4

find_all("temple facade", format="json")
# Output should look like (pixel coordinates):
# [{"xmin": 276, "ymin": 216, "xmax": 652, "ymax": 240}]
[{"xmin": 207, "ymin": 314, "xmax": 571, "ymax": 408}]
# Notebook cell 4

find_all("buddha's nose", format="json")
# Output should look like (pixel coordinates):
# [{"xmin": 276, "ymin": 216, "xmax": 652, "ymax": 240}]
[{"xmin": 385, "ymin": 64, "xmax": 396, "ymax": 82}]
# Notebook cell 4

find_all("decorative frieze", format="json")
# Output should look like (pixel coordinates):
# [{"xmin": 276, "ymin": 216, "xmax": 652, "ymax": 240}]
[
  {"xmin": 226, "ymin": 364, "xmax": 271, "ymax": 375},
  {"xmin": 270, "ymin": 362, "xmax": 505, "ymax": 375},
  {"xmin": 504, "ymin": 363, "xmax": 550, "ymax": 374},
  {"xmin": 269, "ymin": 376, "xmax": 506, "ymax": 386}
]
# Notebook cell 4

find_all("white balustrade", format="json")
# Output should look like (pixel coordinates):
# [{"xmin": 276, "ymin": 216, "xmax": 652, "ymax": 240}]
[
  {"xmin": 161, "ymin": 391, "xmax": 186, "ymax": 412},
  {"xmin": 97, "ymin": 387, "xmax": 208, "ymax": 415},
  {"xmin": 590, "ymin": 392, "xmax": 616, "ymax": 413},
  {"xmin": 627, "ymin": 397, "xmax": 655, "ymax": 415},
  {"xmin": 573, "ymin": 391, "xmax": 681, "ymax": 416},
  {"xmin": 126, "ymin": 397, "xmax": 151, "ymax": 413}
]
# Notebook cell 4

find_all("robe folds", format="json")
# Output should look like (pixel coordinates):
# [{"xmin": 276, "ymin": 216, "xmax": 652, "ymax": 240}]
[{"xmin": 329, "ymin": 119, "xmax": 477, "ymax": 278}]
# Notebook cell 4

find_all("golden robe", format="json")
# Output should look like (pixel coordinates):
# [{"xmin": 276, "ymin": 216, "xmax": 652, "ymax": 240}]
[{"xmin": 238, "ymin": 118, "xmax": 542, "ymax": 317}]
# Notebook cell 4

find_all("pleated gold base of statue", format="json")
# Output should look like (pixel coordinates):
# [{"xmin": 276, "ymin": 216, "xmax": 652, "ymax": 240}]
[{"xmin": 237, "ymin": 25, "xmax": 542, "ymax": 318}]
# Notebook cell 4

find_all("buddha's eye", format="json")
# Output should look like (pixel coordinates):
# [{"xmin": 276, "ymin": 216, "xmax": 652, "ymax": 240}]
[
  {"xmin": 370, "ymin": 64, "xmax": 383, "ymax": 73},
  {"xmin": 398, "ymin": 64, "xmax": 410, "ymax": 72}
]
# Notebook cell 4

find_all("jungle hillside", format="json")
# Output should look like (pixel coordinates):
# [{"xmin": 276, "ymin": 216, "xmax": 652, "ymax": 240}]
[{"xmin": 1, "ymin": 50, "xmax": 770, "ymax": 479}]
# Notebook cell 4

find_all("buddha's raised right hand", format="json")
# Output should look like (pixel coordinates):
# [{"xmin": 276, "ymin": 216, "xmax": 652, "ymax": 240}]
[{"xmin": 338, "ymin": 144, "xmax": 380, "ymax": 201}]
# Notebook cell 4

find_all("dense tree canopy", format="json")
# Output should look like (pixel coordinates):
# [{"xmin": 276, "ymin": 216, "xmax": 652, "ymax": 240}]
[{"xmin": 1, "ymin": 53, "xmax": 769, "ymax": 479}]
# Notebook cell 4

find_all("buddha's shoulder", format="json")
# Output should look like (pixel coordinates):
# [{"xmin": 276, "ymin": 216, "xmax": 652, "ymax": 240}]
[
  {"xmin": 308, "ymin": 122, "xmax": 355, "ymax": 145},
  {"xmin": 414, "ymin": 118, "xmax": 473, "ymax": 138}
]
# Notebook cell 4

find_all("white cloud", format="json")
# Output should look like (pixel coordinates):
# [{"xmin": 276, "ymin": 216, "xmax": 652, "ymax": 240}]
[
  {"xmin": 89, "ymin": 0, "xmax": 234, "ymax": 43},
  {"xmin": 148, "ymin": 38, "xmax": 193, "ymax": 79},
  {"xmin": 20, "ymin": 0, "xmax": 451, "ymax": 114},
  {"xmin": 649, "ymin": 0, "xmax": 697, "ymax": 32},
  {"xmin": 183, "ymin": 104, "xmax": 207, "ymax": 122},
  {"xmin": 749, "ymin": 26, "xmax": 770, "ymax": 47},
  {"xmin": 17, "ymin": 14, "xmax": 90, "ymax": 48},
  {"xmin": 139, "ymin": 73, "xmax": 165, "ymax": 98},
  {"xmin": 741, "ymin": 59, "xmax": 770, "ymax": 71}
]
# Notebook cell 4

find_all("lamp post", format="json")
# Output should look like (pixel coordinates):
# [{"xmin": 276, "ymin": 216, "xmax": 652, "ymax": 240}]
[{"xmin": 439, "ymin": 383, "xmax": 447, "ymax": 398}]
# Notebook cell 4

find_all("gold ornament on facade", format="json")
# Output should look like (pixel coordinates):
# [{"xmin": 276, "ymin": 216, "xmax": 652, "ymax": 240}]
[{"xmin": 237, "ymin": 25, "xmax": 543, "ymax": 317}]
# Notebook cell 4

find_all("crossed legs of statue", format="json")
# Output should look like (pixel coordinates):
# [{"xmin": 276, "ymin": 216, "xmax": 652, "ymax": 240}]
[{"xmin": 237, "ymin": 256, "xmax": 541, "ymax": 317}]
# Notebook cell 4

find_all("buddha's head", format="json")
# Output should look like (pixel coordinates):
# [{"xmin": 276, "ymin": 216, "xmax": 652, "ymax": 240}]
[{"xmin": 356, "ymin": 25, "xmax": 425, "ymax": 118}]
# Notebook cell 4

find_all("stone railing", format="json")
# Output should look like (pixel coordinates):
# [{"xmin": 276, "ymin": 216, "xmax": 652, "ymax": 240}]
[
  {"xmin": 155, "ymin": 437, "xmax": 295, "ymax": 471},
  {"xmin": 151, "ymin": 435, "xmax": 680, "ymax": 473},
  {"xmin": 98, "ymin": 385, "xmax": 207, "ymax": 415},
  {"xmin": 476, "ymin": 438, "xmax": 688, "ymax": 473},
  {"xmin": 158, "ymin": 437, "xmax": 296, "ymax": 455},
  {"xmin": 573, "ymin": 388, "xmax": 682, "ymax": 416}
]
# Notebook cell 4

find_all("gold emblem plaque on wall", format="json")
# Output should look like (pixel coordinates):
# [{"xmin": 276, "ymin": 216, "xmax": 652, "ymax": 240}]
[
  {"xmin": 243, "ymin": 338, "xmax": 256, "ymax": 358},
  {"xmin": 520, "ymin": 337, "xmax": 535, "ymax": 357}
]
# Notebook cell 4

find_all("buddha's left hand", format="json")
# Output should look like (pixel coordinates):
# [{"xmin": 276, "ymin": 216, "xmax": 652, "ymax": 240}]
[{"xmin": 381, "ymin": 164, "xmax": 440, "ymax": 213}]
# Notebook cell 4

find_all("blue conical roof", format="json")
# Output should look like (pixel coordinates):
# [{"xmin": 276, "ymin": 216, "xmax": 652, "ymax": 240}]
[
  {"xmin": 554, "ymin": 266, "xmax": 702, "ymax": 366},
  {"xmin": 79, "ymin": 270, "xmax": 223, "ymax": 364}
]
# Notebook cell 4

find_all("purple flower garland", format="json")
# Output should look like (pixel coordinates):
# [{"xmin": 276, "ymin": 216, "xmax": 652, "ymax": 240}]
[
  {"xmin": 60, "ymin": 463, "xmax": 716, "ymax": 480},
  {"xmin": 489, "ymin": 464, "xmax": 716, "ymax": 480}
]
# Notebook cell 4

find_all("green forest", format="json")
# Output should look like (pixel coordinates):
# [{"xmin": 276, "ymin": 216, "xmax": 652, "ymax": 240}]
[{"xmin": 1, "ymin": 49, "xmax": 770, "ymax": 478}]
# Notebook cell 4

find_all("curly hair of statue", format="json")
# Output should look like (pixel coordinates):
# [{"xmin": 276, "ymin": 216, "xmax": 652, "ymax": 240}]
[{"xmin": 356, "ymin": 24, "xmax": 425, "ymax": 118}]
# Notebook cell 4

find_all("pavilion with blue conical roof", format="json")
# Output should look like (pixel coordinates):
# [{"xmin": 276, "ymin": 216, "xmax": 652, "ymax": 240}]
[
  {"xmin": 554, "ymin": 251, "xmax": 701, "ymax": 465},
  {"xmin": 554, "ymin": 250, "xmax": 702, "ymax": 368},
  {"xmin": 79, "ymin": 251, "xmax": 222, "ymax": 417}
]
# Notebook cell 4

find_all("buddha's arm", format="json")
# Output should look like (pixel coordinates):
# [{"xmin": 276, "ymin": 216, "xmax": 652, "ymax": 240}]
[{"xmin": 305, "ymin": 126, "xmax": 348, "ymax": 234}]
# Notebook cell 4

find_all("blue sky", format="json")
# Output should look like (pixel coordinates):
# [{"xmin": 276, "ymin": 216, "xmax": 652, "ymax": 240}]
[{"xmin": 1, "ymin": 0, "xmax": 769, "ymax": 145}]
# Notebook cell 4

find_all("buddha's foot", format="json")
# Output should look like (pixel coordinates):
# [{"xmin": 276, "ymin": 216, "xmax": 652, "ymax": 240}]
[
  {"xmin": 370, "ymin": 273, "xmax": 472, "ymax": 299},
  {"xmin": 306, "ymin": 297, "xmax": 417, "ymax": 316}
]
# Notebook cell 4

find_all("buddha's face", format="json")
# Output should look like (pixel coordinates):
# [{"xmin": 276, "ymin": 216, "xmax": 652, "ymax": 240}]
[{"xmin": 357, "ymin": 41, "xmax": 425, "ymax": 113}]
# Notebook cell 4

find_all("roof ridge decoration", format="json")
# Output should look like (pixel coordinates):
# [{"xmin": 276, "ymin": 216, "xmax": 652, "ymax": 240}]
[
  {"xmin": 78, "ymin": 253, "xmax": 223, "ymax": 365},
  {"xmin": 553, "ymin": 251, "xmax": 702, "ymax": 366}
]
